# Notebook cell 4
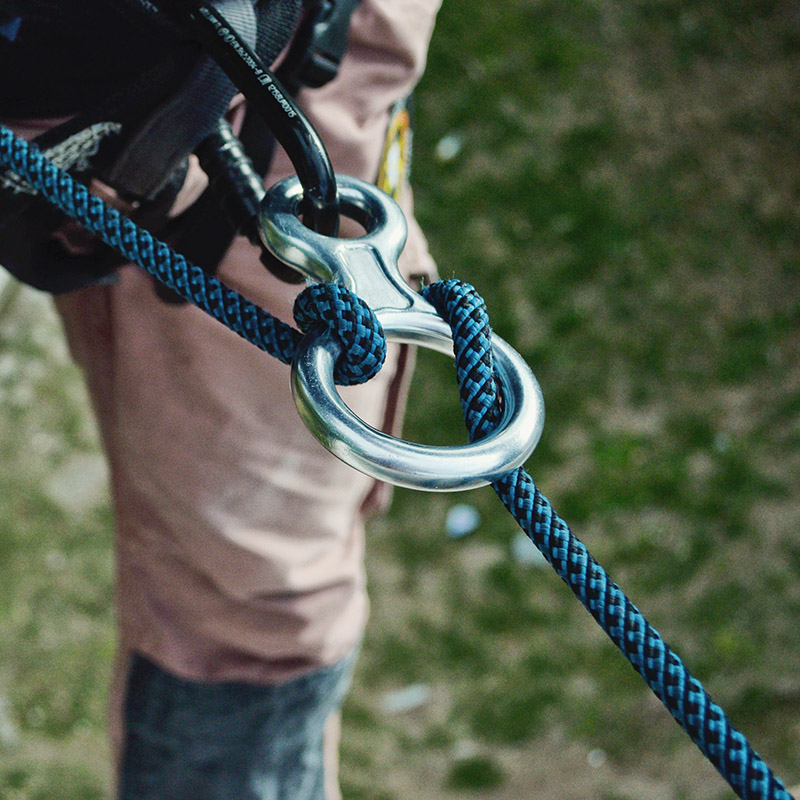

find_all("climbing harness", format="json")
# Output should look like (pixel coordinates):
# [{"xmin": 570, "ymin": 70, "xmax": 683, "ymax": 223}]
[
  {"xmin": 0, "ymin": 0, "xmax": 356, "ymax": 292},
  {"xmin": 0, "ymin": 2, "xmax": 795, "ymax": 798},
  {"xmin": 136, "ymin": 0, "xmax": 340, "ymax": 234}
]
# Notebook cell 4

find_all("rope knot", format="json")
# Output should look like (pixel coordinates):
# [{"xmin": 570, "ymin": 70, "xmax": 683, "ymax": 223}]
[{"xmin": 293, "ymin": 283, "xmax": 386, "ymax": 386}]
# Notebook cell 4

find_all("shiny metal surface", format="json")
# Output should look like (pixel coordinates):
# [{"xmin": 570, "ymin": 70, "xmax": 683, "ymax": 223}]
[{"xmin": 259, "ymin": 175, "xmax": 545, "ymax": 491}]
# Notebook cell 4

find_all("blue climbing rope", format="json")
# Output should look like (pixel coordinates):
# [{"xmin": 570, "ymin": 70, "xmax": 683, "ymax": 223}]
[
  {"xmin": 423, "ymin": 280, "xmax": 794, "ymax": 800},
  {"xmin": 0, "ymin": 126, "xmax": 385, "ymax": 387},
  {"xmin": 0, "ymin": 124, "xmax": 794, "ymax": 800}
]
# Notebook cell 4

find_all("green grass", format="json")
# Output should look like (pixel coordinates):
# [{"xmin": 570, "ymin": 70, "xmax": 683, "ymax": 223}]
[
  {"xmin": 1, "ymin": 1, "xmax": 800, "ymax": 798},
  {"xmin": 344, "ymin": 0, "xmax": 800, "ymax": 797},
  {"xmin": 0, "ymin": 288, "xmax": 114, "ymax": 797}
]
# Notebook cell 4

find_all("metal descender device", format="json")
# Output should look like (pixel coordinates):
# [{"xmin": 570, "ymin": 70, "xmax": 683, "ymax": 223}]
[
  {"xmin": 137, "ymin": 0, "xmax": 545, "ymax": 493},
  {"xmin": 259, "ymin": 175, "xmax": 546, "ymax": 492}
]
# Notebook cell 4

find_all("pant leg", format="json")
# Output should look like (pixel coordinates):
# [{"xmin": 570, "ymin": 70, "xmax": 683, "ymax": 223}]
[{"xmin": 119, "ymin": 651, "xmax": 357, "ymax": 800}]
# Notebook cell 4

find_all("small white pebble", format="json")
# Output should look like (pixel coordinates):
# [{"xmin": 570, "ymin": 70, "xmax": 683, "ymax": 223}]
[
  {"xmin": 587, "ymin": 748, "xmax": 607, "ymax": 769},
  {"xmin": 381, "ymin": 684, "xmax": 431, "ymax": 713},
  {"xmin": 446, "ymin": 504, "xmax": 480, "ymax": 538},
  {"xmin": 434, "ymin": 133, "xmax": 464, "ymax": 162}
]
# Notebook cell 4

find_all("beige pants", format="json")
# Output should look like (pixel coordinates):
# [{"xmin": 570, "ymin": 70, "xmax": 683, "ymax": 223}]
[{"xmin": 7, "ymin": 1, "xmax": 442, "ymax": 794}]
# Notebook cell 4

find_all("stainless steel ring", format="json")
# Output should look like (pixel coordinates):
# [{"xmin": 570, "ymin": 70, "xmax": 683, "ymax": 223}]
[
  {"xmin": 260, "ymin": 174, "xmax": 546, "ymax": 492},
  {"xmin": 291, "ymin": 309, "xmax": 545, "ymax": 492}
]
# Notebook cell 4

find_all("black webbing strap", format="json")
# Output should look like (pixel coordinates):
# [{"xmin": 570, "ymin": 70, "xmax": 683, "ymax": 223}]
[
  {"xmin": 103, "ymin": 0, "xmax": 259, "ymax": 200},
  {"xmin": 155, "ymin": 0, "xmax": 306, "ymax": 296},
  {"xmin": 0, "ymin": 0, "xmax": 361, "ymax": 294},
  {"xmin": 278, "ymin": 0, "xmax": 363, "ymax": 91}
]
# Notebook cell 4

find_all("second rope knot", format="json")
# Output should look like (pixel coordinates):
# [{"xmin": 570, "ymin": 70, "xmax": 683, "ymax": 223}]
[{"xmin": 293, "ymin": 283, "xmax": 387, "ymax": 386}]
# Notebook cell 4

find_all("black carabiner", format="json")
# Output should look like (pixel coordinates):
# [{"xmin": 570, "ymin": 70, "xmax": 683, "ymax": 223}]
[{"xmin": 148, "ymin": 0, "xmax": 340, "ymax": 237}]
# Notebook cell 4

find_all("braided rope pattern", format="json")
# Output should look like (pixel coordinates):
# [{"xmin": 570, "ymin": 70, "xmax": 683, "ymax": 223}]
[
  {"xmin": 423, "ymin": 280, "xmax": 500, "ymax": 439},
  {"xmin": 423, "ymin": 280, "xmax": 793, "ymax": 800},
  {"xmin": 0, "ymin": 125, "xmax": 385, "ymax": 385},
  {"xmin": 294, "ymin": 283, "xmax": 385, "ymax": 384}
]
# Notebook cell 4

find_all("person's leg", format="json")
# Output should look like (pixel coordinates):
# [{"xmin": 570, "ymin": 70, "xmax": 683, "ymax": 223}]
[
  {"xmin": 321, "ymin": 711, "xmax": 344, "ymax": 800},
  {"xmin": 47, "ymin": 6, "xmax": 442, "ymax": 796},
  {"xmin": 119, "ymin": 651, "xmax": 357, "ymax": 800}
]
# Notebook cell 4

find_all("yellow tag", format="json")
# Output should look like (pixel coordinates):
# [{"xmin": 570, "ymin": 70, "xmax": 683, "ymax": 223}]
[{"xmin": 376, "ymin": 99, "xmax": 412, "ymax": 202}]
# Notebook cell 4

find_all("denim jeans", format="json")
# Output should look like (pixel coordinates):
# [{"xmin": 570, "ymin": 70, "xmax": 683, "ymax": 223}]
[{"xmin": 119, "ymin": 652, "xmax": 356, "ymax": 800}]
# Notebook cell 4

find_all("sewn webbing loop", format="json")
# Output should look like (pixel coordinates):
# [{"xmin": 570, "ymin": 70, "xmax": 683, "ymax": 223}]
[{"xmin": 105, "ymin": 0, "xmax": 260, "ymax": 200}]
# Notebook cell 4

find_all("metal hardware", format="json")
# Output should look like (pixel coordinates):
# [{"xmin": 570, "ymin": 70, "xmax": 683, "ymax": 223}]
[
  {"xmin": 259, "ymin": 175, "xmax": 545, "ymax": 491},
  {"xmin": 148, "ymin": 0, "xmax": 340, "ymax": 235}
]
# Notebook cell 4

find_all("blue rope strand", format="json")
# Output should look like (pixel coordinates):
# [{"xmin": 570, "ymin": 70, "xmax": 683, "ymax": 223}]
[
  {"xmin": 0, "ymin": 124, "xmax": 792, "ymax": 799},
  {"xmin": 0, "ymin": 125, "xmax": 385, "ymax": 386},
  {"xmin": 423, "ymin": 279, "xmax": 794, "ymax": 800}
]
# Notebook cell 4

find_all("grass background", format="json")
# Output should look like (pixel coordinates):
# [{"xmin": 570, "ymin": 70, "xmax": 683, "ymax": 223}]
[{"xmin": 1, "ymin": 0, "xmax": 799, "ymax": 798}]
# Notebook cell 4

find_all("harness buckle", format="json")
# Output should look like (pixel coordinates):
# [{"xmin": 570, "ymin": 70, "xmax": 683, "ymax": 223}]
[
  {"xmin": 259, "ymin": 176, "xmax": 545, "ymax": 491},
  {"xmin": 293, "ymin": 0, "xmax": 363, "ymax": 89}
]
